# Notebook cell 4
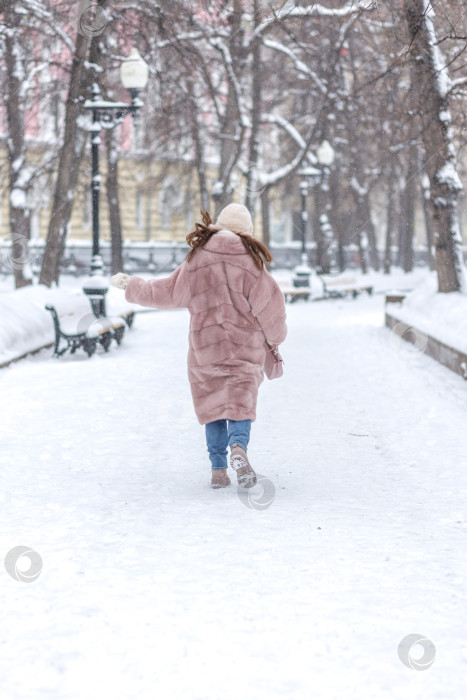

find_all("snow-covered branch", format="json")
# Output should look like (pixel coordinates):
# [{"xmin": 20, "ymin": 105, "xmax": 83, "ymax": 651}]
[
  {"xmin": 422, "ymin": 0, "xmax": 451, "ymax": 98},
  {"xmin": 209, "ymin": 37, "xmax": 249, "ymax": 130},
  {"xmin": 19, "ymin": 61, "xmax": 49, "ymax": 99},
  {"xmin": 21, "ymin": 0, "xmax": 75, "ymax": 53},
  {"xmin": 350, "ymin": 176, "xmax": 368, "ymax": 198},
  {"xmin": 448, "ymin": 75, "xmax": 467, "ymax": 94},
  {"xmin": 262, "ymin": 38, "xmax": 327, "ymax": 94},
  {"xmin": 251, "ymin": 0, "xmax": 374, "ymax": 42},
  {"xmin": 261, "ymin": 112, "xmax": 307, "ymax": 150}
]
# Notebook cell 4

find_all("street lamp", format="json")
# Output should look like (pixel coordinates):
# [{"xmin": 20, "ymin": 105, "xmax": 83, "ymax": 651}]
[
  {"xmin": 82, "ymin": 48, "xmax": 148, "ymax": 317},
  {"xmin": 292, "ymin": 165, "xmax": 320, "ymax": 289},
  {"xmin": 316, "ymin": 140, "xmax": 335, "ymax": 274},
  {"xmin": 317, "ymin": 140, "xmax": 335, "ymax": 169}
]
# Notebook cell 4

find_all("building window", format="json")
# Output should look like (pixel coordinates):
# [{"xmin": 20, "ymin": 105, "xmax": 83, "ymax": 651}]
[
  {"xmin": 83, "ymin": 191, "xmax": 91, "ymax": 230},
  {"xmin": 159, "ymin": 176, "xmax": 183, "ymax": 230},
  {"xmin": 136, "ymin": 191, "xmax": 144, "ymax": 229}
]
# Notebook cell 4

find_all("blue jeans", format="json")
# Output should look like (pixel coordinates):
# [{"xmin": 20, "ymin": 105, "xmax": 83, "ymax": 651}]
[{"xmin": 205, "ymin": 419, "xmax": 251, "ymax": 470}]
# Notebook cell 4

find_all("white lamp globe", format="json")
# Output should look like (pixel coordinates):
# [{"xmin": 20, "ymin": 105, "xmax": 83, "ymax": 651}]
[
  {"xmin": 317, "ymin": 140, "xmax": 335, "ymax": 166},
  {"xmin": 120, "ymin": 48, "xmax": 149, "ymax": 91}
]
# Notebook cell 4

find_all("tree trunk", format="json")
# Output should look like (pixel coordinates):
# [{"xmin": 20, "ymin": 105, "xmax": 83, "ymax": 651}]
[
  {"xmin": 52, "ymin": 127, "xmax": 88, "ymax": 284},
  {"xmin": 357, "ymin": 228, "xmax": 368, "ymax": 275},
  {"xmin": 329, "ymin": 163, "xmax": 345, "ymax": 271},
  {"xmin": 313, "ymin": 183, "xmax": 326, "ymax": 273},
  {"xmin": 363, "ymin": 193, "xmax": 379, "ymax": 271},
  {"xmin": 212, "ymin": 0, "xmax": 245, "ymax": 215},
  {"xmin": 399, "ymin": 145, "xmax": 417, "ymax": 273},
  {"xmin": 353, "ymin": 190, "xmax": 378, "ymax": 272},
  {"xmin": 405, "ymin": 0, "xmax": 465, "ymax": 292},
  {"xmin": 4, "ymin": 5, "xmax": 32, "ymax": 288},
  {"xmin": 261, "ymin": 186, "xmax": 271, "ymax": 249},
  {"xmin": 106, "ymin": 128, "xmax": 123, "ymax": 275},
  {"xmin": 421, "ymin": 175, "xmax": 435, "ymax": 270},
  {"xmin": 245, "ymin": 0, "xmax": 262, "ymax": 215},
  {"xmin": 396, "ymin": 171, "xmax": 406, "ymax": 268},
  {"xmin": 40, "ymin": 31, "xmax": 90, "ymax": 286},
  {"xmin": 384, "ymin": 166, "xmax": 397, "ymax": 274},
  {"xmin": 188, "ymin": 80, "xmax": 209, "ymax": 212}
]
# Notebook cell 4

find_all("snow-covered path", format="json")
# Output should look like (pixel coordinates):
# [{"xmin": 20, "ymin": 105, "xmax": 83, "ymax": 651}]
[{"xmin": 2, "ymin": 295, "xmax": 467, "ymax": 700}]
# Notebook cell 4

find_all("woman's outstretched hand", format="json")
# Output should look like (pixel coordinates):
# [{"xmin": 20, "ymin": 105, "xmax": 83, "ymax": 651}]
[{"xmin": 110, "ymin": 273, "xmax": 130, "ymax": 290}]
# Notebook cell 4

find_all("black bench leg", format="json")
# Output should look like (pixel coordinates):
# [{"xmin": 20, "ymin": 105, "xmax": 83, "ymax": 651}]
[
  {"xmin": 83, "ymin": 337, "xmax": 97, "ymax": 357},
  {"xmin": 114, "ymin": 326, "xmax": 125, "ymax": 345},
  {"xmin": 99, "ymin": 332, "xmax": 112, "ymax": 352}
]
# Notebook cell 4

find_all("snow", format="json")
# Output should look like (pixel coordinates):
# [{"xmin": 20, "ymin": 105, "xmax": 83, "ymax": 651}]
[
  {"xmin": 438, "ymin": 110, "xmax": 451, "ymax": 123},
  {"xmin": 350, "ymin": 176, "xmax": 368, "ymax": 197},
  {"xmin": 0, "ymin": 282, "xmax": 140, "ymax": 366},
  {"xmin": 81, "ymin": 274, "xmax": 109, "ymax": 290},
  {"xmin": 386, "ymin": 276, "xmax": 467, "ymax": 354},
  {"xmin": 0, "ymin": 269, "xmax": 438, "ymax": 366},
  {"xmin": 10, "ymin": 188, "xmax": 27, "ymax": 209},
  {"xmin": 435, "ymin": 162, "xmax": 463, "ymax": 192},
  {"xmin": 423, "ymin": 0, "xmax": 451, "ymax": 98},
  {"xmin": 12, "ymin": 156, "xmax": 25, "ymax": 173},
  {"xmin": 210, "ymin": 180, "xmax": 224, "ymax": 197},
  {"xmin": 254, "ymin": 0, "xmax": 373, "ymax": 40},
  {"xmin": 262, "ymin": 38, "xmax": 327, "ymax": 94},
  {"xmin": 1, "ymin": 291, "xmax": 467, "ymax": 698}
]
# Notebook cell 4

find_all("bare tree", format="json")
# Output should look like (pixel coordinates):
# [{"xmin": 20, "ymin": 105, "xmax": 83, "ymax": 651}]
[
  {"xmin": 3, "ymin": 3, "xmax": 32, "ymax": 288},
  {"xmin": 40, "ymin": 27, "xmax": 90, "ymax": 286},
  {"xmin": 405, "ymin": 0, "xmax": 466, "ymax": 292}
]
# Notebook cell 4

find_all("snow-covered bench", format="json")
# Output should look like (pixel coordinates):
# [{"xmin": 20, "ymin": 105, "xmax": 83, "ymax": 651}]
[
  {"xmin": 385, "ymin": 292, "xmax": 407, "ymax": 304},
  {"xmin": 45, "ymin": 298, "xmax": 134, "ymax": 358},
  {"xmin": 279, "ymin": 276, "xmax": 373, "ymax": 303},
  {"xmin": 282, "ymin": 287, "xmax": 311, "ymax": 303},
  {"xmin": 321, "ymin": 277, "xmax": 373, "ymax": 299}
]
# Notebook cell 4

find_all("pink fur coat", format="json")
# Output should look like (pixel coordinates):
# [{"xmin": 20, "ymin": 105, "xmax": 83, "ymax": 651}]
[{"xmin": 125, "ymin": 230, "xmax": 287, "ymax": 424}]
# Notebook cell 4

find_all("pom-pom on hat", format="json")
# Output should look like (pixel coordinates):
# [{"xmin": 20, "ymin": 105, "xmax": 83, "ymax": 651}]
[{"xmin": 213, "ymin": 203, "xmax": 254, "ymax": 236}]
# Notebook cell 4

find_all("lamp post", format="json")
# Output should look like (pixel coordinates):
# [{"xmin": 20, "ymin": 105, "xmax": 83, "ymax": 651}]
[
  {"xmin": 292, "ymin": 166, "xmax": 320, "ymax": 288},
  {"xmin": 82, "ymin": 48, "xmax": 148, "ymax": 317},
  {"xmin": 317, "ymin": 139, "xmax": 335, "ymax": 171},
  {"xmin": 315, "ymin": 140, "xmax": 335, "ymax": 274}
]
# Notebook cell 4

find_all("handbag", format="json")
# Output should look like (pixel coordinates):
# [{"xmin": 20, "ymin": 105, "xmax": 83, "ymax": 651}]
[
  {"xmin": 263, "ymin": 340, "xmax": 284, "ymax": 379},
  {"xmin": 251, "ymin": 312, "xmax": 284, "ymax": 380},
  {"xmin": 255, "ymin": 315, "xmax": 284, "ymax": 379}
]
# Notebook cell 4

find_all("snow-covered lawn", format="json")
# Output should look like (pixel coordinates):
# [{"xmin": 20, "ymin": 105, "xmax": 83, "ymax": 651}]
[
  {"xmin": 385, "ymin": 275, "xmax": 467, "ymax": 355},
  {"xmin": 1, "ymin": 294, "xmax": 467, "ymax": 699},
  {"xmin": 0, "ymin": 266, "xmax": 434, "ymax": 366},
  {"xmin": 0, "ymin": 281, "xmax": 141, "ymax": 366}
]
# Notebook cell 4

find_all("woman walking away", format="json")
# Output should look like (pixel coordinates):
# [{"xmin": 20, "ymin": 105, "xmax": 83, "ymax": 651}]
[{"xmin": 111, "ymin": 203, "xmax": 287, "ymax": 489}]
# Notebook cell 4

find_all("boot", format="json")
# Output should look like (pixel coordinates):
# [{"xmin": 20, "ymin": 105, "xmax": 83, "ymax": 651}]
[
  {"xmin": 211, "ymin": 469, "xmax": 231, "ymax": 489},
  {"xmin": 230, "ymin": 444, "xmax": 257, "ymax": 488}
]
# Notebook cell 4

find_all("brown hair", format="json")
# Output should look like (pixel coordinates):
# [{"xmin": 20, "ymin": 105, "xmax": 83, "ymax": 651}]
[{"xmin": 186, "ymin": 210, "xmax": 272, "ymax": 271}]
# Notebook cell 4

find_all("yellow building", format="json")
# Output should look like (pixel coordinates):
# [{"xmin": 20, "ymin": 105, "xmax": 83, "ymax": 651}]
[{"xmin": 0, "ymin": 143, "xmax": 269, "ymax": 246}]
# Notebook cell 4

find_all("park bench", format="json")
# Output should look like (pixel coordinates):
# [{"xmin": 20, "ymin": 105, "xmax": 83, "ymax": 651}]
[
  {"xmin": 385, "ymin": 292, "xmax": 407, "ymax": 304},
  {"xmin": 321, "ymin": 277, "xmax": 373, "ymax": 299},
  {"xmin": 45, "ymin": 293, "xmax": 135, "ymax": 358},
  {"xmin": 282, "ymin": 288, "xmax": 311, "ymax": 303},
  {"xmin": 279, "ymin": 276, "xmax": 373, "ymax": 303}
]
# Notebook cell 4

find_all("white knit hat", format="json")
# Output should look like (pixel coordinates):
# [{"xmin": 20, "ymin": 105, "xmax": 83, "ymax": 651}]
[{"xmin": 214, "ymin": 203, "xmax": 254, "ymax": 236}]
